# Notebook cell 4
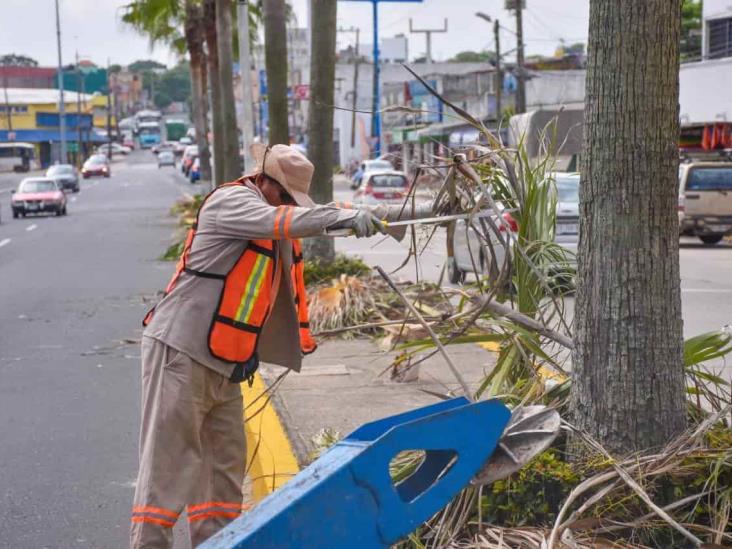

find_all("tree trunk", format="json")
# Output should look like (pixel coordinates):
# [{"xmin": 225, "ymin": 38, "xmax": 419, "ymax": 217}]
[
  {"xmin": 305, "ymin": 0, "xmax": 337, "ymax": 261},
  {"xmin": 262, "ymin": 0, "xmax": 289, "ymax": 145},
  {"xmin": 216, "ymin": 0, "xmax": 242, "ymax": 181},
  {"xmin": 204, "ymin": 0, "xmax": 224, "ymax": 186},
  {"xmin": 185, "ymin": 0, "xmax": 212, "ymax": 183},
  {"xmin": 570, "ymin": 0, "xmax": 686, "ymax": 455}
]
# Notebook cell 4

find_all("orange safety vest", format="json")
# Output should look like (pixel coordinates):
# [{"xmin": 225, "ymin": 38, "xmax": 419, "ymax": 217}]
[{"xmin": 143, "ymin": 181, "xmax": 317, "ymax": 378}]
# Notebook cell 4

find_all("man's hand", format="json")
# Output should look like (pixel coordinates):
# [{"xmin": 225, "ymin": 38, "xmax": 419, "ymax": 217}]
[{"xmin": 329, "ymin": 210, "xmax": 386, "ymax": 238}]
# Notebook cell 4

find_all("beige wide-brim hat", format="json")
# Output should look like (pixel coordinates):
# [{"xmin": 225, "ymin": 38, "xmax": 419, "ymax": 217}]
[{"xmin": 251, "ymin": 143, "xmax": 315, "ymax": 208}]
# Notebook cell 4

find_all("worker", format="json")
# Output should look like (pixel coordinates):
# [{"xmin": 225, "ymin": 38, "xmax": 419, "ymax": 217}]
[{"xmin": 130, "ymin": 144, "xmax": 425, "ymax": 548}]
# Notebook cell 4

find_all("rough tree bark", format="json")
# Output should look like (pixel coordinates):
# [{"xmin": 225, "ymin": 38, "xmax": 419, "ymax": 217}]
[
  {"xmin": 216, "ymin": 0, "xmax": 241, "ymax": 181},
  {"xmin": 204, "ymin": 0, "xmax": 224, "ymax": 186},
  {"xmin": 570, "ymin": 0, "xmax": 686, "ymax": 454},
  {"xmin": 262, "ymin": 0, "xmax": 289, "ymax": 145},
  {"xmin": 185, "ymin": 0, "xmax": 212, "ymax": 183},
  {"xmin": 305, "ymin": 0, "xmax": 337, "ymax": 261}
]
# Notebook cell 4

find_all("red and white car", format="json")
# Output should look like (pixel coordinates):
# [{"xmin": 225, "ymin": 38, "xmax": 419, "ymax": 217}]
[
  {"xmin": 353, "ymin": 170, "xmax": 409, "ymax": 205},
  {"xmin": 82, "ymin": 154, "xmax": 111, "ymax": 178},
  {"xmin": 11, "ymin": 177, "xmax": 67, "ymax": 218}
]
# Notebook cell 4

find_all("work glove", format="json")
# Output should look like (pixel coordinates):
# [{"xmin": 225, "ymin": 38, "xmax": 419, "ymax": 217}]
[{"xmin": 330, "ymin": 210, "xmax": 387, "ymax": 238}]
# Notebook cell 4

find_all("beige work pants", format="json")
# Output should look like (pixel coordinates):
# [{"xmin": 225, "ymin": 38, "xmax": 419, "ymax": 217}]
[{"xmin": 131, "ymin": 337, "xmax": 246, "ymax": 548}]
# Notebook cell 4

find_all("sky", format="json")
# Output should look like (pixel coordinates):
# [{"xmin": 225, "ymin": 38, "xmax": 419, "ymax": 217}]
[{"xmin": 0, "ymin": 0, "xmax": 590, "ymax": 69}]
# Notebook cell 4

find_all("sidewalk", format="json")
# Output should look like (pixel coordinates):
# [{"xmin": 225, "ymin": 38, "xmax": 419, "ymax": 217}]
[{"xmin": 258, "ymin": 337, "xmax": 498, "ymax": 465}]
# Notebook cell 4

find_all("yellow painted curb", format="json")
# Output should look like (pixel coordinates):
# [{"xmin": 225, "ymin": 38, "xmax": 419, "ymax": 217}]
[
  {"xmin": 241, "ymin": 372, "xmax": 300, "ymax": 502},
  {"xmin": 477, "ymin": 341, "xmax": 501, "ymax": 352}
]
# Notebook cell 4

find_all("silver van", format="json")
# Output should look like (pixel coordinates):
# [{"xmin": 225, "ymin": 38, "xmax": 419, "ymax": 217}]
[{"xmin": 678, "ymin": 162, "xmax": 732, "ymax": 245}]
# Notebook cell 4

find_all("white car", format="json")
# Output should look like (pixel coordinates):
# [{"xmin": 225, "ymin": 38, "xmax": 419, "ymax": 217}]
[
  {"xmin": 448, "ymin": 173, "xmax": 580, "ymax": 284},
  {"xmin": 351, "ymin": 159, "xmax": 395, "ymax": 189},
  {"xmin": 353, "ymin": 170, "xmax": 409, "ymax": 205},
  {"xmin": 96, "ymin": 142, "xmax": 131, "ymax": 156}
]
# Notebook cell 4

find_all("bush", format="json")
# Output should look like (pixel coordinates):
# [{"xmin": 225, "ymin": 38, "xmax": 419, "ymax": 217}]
[{"xmin": 304, "ymin": 254, "xmax": 370, "ymax": 287}]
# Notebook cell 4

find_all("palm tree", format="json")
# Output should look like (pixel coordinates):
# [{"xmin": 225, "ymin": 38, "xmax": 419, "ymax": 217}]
[
  {"xmin": 183, "ymin": 0, "xmax": 213, "ymax": 182},
  {"xmin": 262, "ymin": 0, "xmax": 289, "ymax": 144},
  {"xmin": 306, "ymin": 0, "xmax": 337, "ymax": 261},
  {"xmin": 203, "ymin": 0, "xmax": 225, "ymax": 186},
  {"xmin": 121, "ymin": 0, "xmax": 212, "ymax": 183},
  {"xmin": 216, "ymin": 0, "xmax": 241, "ymax": 181}
]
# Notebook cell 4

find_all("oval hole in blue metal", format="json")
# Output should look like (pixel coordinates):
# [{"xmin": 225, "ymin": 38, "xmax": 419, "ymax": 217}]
[{"xmin": 391, "ymin": 449, "xmax": 458, "ymax": 503}]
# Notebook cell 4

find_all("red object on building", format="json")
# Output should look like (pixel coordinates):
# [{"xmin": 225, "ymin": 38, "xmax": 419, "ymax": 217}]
[
  {"xmin": 293, "ymin": 85, "xmax": 309, "ymax": 101},
  {"xmin": 0, "ymin": 66, "xmax": 57, "ymax": 89}
]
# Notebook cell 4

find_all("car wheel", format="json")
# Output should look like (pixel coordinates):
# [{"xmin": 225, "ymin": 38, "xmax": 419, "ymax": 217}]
[
  {"xmin": 73, "ymin": 186, "xmax": 80, "ymax": 193},
  {"xmin": 447, "ymin": 256, "xmax": 465, "ymax": 284},
  {"xmin": 699, "ymin": 235, "xmax": 723, "ymax": 245}
]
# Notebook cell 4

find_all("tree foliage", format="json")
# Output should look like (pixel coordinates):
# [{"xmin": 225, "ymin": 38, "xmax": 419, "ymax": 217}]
[
  {"xmin": 681, "ymin": 0, "xmax": 702, "ymax": 60},
  {"xmin": 0, "ymin": 53, "xmax": 39, "ymax": 67},
  {"xmin": 128, "ymin": 59, "xmax": 168, "ymax": 73},
  {"xmin": 448, "ymin": 50, "xmax": 495, "ymax": 63}
]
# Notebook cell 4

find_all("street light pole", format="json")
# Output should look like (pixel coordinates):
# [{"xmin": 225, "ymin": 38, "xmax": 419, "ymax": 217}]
[
  {"xmin": 55, "ymin": 0, "xmax": 68, "ymax": 163},
  {"xmin": 476, "ymin": 12, "xmax": 502, "ymax": 123}
]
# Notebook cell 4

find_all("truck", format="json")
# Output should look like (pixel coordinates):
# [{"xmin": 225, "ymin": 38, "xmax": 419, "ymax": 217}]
[
  {"xmin": 165, "ymin": 119, "xmax": 188, "ymax": 142},
  {"xmin": 138, "ymin": 121, "xmax": 162, "ymax": 149}
]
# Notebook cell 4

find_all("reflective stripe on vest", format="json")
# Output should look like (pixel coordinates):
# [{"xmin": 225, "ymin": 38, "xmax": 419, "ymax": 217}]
[
  {"xmin": 208, "ymin": 239, "xmax": 276, "ymax": 363},
  {"xmin": 291, "ymin": 240, "xmax": 317, "ymax": 355},
  {"xmin": 143, "ymin": 180, "xmax": 317, "ymax": 365}
]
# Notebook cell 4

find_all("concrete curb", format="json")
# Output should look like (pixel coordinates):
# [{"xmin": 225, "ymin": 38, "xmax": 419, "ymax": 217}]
[{"xmin": 241, "ymin": 372, "xmax": 300, "ymax": 502}]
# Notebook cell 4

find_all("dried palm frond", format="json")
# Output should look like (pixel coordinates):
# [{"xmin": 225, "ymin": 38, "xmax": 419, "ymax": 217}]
[{"xmin": 307, "ymin": 274, "xmax": 375, "ymax": 336}]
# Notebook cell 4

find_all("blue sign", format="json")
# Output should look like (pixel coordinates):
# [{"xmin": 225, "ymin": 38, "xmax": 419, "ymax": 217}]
[{"xmin": 258, "ymin": 69, "xmax": 268, "ymax": 96}]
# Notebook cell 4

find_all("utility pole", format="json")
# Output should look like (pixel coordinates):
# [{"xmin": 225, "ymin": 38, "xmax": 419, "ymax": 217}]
[
  {"xmin": 237, "ymin": 0, "xmax": 255, "ymax": 171},
  {"xmin": 514, "ymin": 0, "xmax": 526, "ymax": 113},
  {"xmin": 338, "ymin": 26, "xmax": 360, "ymax": 148},
  {"xmin": 106, "ymin": 58, "xmax": 113, "ymax": 163},
  {"xmin": 55, "ymin": 0, "xmax": 67, "ymax": 163},
  {"xmin": 3, "ymin": 61, "xmax": 13, "ymax": 135},
  {"xmin": 494, "ymin": 19, "xmax": 502, "ymax": 121},
  {"xmin": 408, "ymin": 18, "xmax": 447, "ymax": 64},
  {"xmin": 76, "ymin": 51, "xmax": 82, "ymax": 166},
  {"xmin": 340, "ymin": 0, "xmax": 423, "ymax": 158}
]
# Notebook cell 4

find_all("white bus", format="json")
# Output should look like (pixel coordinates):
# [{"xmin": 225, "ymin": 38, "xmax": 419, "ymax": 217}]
[{"xmin": 0, "ymin": 142, "xmax": 36, "ymax": 173}]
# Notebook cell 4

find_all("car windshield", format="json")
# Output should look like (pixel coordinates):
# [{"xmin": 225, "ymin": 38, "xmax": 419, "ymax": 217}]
[
  {"xmin": 555, "ymin": 176, "xmax": 580, "ymax": 203},
  {"xmin": 686, "ymin": 167, "xmax": 732, "ymax": 191},
  {"xmin": 160, "ymin": 152, "xmax": 174, "ymax": 159},
  {"xmin": 47, "ymin": 165, "xmax": 74, "ymax": 176},
  {"xmin": 370, "ymin": 174, "xmax": 406, "ymax": 188},
  {"xmin": 20, "ymin": 179, "xmax": 56, "ymax": 193},
  {"xmin": 368, "ymin": 161, "xmax": 393, "ymax": 171},
  {"xmin": 88, "ymin": 155, "xmax": 106, "ymax": 164}
]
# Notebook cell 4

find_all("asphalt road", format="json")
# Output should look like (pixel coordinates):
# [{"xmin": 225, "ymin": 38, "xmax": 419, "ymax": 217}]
[{"xmin": 0, "ymin": 151, "xmax": 205, "ymax": 547}]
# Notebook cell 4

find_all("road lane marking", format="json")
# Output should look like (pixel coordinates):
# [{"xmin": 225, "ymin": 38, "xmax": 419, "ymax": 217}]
[
  {"xmin": 71, "ymin": 197, "xmax": 77, "ymax": 202},
  {"xmin": 682, "ymin": 288, "xmax": 732, "ymax": 293},
  {"xmin": 26, "ymin": 224, "xmax": 37, "ymax": 232},
  {"xmin": 0, "ymin": 238, "xmax": 10, "ymax": 248}
]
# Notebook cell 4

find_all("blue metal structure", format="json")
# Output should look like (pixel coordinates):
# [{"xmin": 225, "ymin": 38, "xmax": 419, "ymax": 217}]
[
  {"xmin": 340, "ymin": 0, "xmax": 423, "ymax": 157},
  {"xmin": 202, "ymin": 397, "xmax": 511, "ymax": 548}
]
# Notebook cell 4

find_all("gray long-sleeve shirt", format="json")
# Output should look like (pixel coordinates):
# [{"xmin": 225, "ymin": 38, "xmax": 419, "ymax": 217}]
[{"xmin": 144, "ymin": 180, "xmax": 358, "ymax": 377}]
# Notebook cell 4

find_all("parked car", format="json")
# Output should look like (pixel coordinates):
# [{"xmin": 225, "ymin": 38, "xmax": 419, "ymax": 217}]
[
  {"xmin": 353, "ymin": 170, "xmax": 409, "ymax": 205},
  {"xmin": 11, "ymin": 177, "xmax": 67, "ymax": 217},
  {"xmin": 46, "ymin": 163, "xmax": 80, "ymax": 192},
  {"xmin": 174, "ymin": 136, "xmax": 193, "ymax": 156},
  {"xmin": 189, "ymin": 157, "xmax": 201, "ymax": 182},
  {"xmin": 678, "ymin": 162, "xmax": 732, "ymax": 245},
  {"xmin": 350, "ymin": 159, "xmax": 395, "ymax": 189},
  {"xmin": 181, "ymin": 145, "xmax": 198, "ymax": 176},
  {"xmin": 96, "ymin": 142, "xmax": 131, "ymax": 156},
  {"xmin": 158, "ymin": 151, "xmax": 176, "ymax": 168},
  {"xmin": 153, "ymin": 141, "xmax": 175, "ymax": 155},
  {"xmin": 448, "ymin": 173, "xmax": 579, "ymax": 285},
  {"xmin": 449, "ymin": 204, "xmax": 516, "ymax": 284},
  {"xmin": 82, "ymin": 154, "xmax": 111, "ymax": 178}
]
